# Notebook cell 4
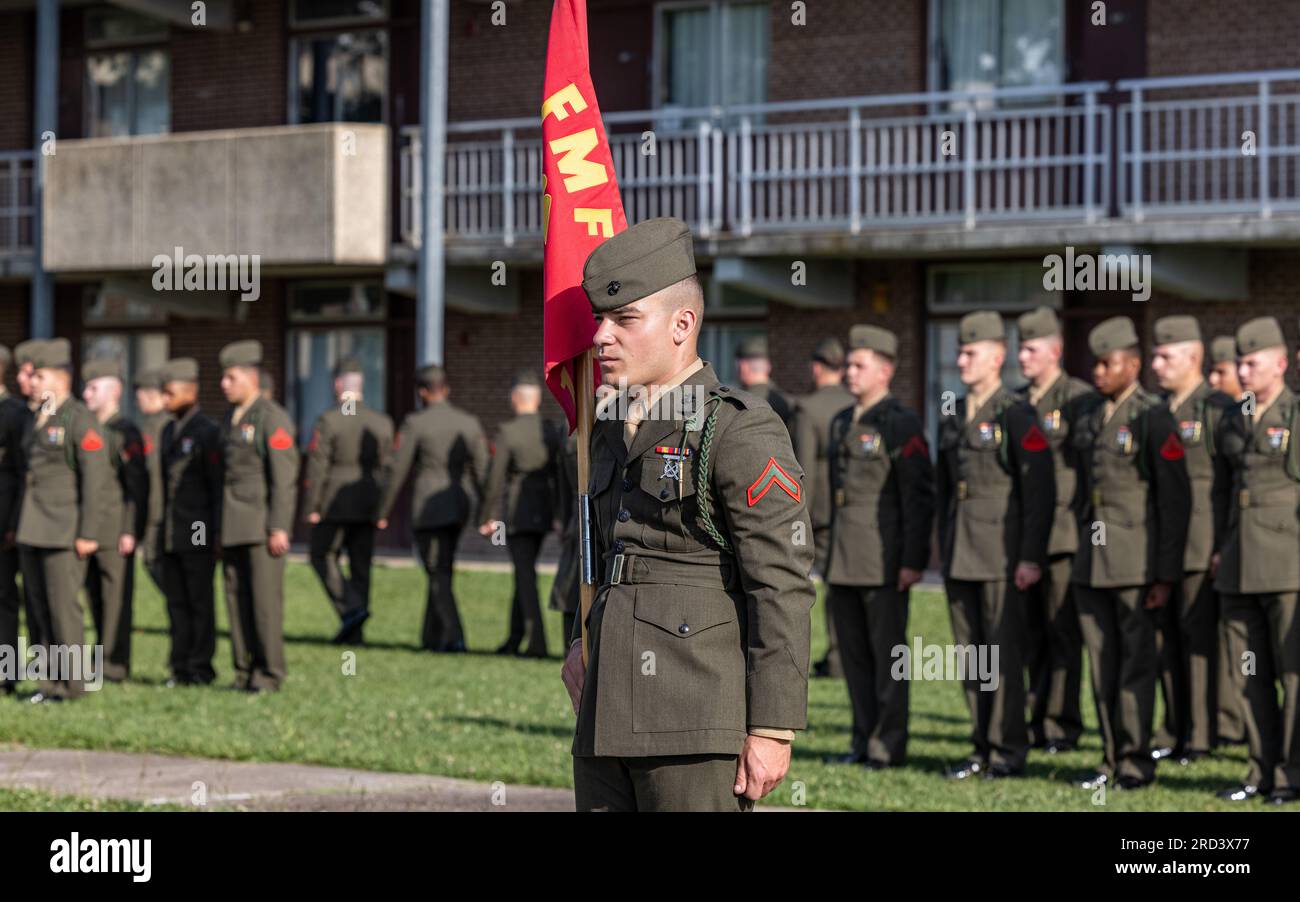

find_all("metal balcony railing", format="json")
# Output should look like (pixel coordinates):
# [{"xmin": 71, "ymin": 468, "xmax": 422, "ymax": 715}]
[
  {"xmin": 0, "ymin": 151, "xmax": 35, "ymax": 258},
  {"xmin": 400, "ymin": 81, "xmax": 1112, "ymax": 246},
  {"xmin": 1117, "ymin": 69, "xmax": 1300, "ymax": 221}
]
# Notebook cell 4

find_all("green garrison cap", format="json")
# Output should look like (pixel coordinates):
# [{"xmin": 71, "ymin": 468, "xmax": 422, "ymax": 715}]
[
  {"xmin": 219, "ymin": 339, "xmax": 263, "ymax": 369},
  {"xmin": 1153, "ymin": 315, "xmax": 1202, "ymax": 346},
  {"xmin": 333, "ymin": 357, "xmax": 364, "ymax": 377},
  {"xmin": 160, "ymin": 358, "xmax": 199, "ymax": 384},
  {"xmin": 848, "ymin": 324, "xmax": 898, "ymax": 358},
  {"xmin": 1236, "ymin": 316, "xmax": 1286, "ymax": 355},
  {"xmin": 1016, "ymin": 306, "xmax": 1061, "ymax": 341},
  {"xmin": 1210, "ymin": 335, "xmax": 1237, "ymax": 364},
  {"xmin": 81, "ymin": 357, "xmax": 122, "ymax": 382},
  {"xmin": 1089, "ymin": 316, "xmax": 1140, "ymax": 357},
  {"xmin": 958, "ymin": 310, "xmax": 1005, "ymax": 344},
  {"xmin": 811, "ymin": 336, "xmax": 845, "ymax": 368},
  {"xmin": 134, "ymin": 367, "xmax": 164, "ymax": 390},
  {"xmin": 33, "ymin": 337, "xmax": 71, "ymax": 370},
  {"xmin": 582, "ymin": 217, "xmax": 696, "ymax": 313},
  {"xmin": 735, "ymin": 335, "xmax": 770, "ymax": 360},
  {"xmin": 13, "ymin": 339, "xmax": 42, "ymax": 368}
]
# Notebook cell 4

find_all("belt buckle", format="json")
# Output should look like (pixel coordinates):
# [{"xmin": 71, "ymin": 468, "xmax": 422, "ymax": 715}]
[{"xmin": 610, "ymin": 553, "xmax": 626, "ymax": 585}]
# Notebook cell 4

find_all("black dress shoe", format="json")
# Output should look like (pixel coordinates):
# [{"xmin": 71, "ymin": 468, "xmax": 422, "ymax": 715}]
[
  {"xmin": 811, "ymin": 658, "xmax": 832, "ymax": 679},
  {"xmin": 863, "ymin": 759, "xmax": 892, "ymax": 771},
  {"xmin": 828, "ymin": 752, "xmax": 868, "ymax": 765},
  {"xmin": 1077, "ymin": 771, "xmax": 1109, "ymax": 789},
  {"xmin": 1268, "ymin": 788, "xmax": 1299, "ymax": 805},
  {"xmin": 1217, "ymin": 783, "xmax": 1265, "ymax": 802},
  {"xmin": 0, "ymin": 683, "xmax": 16, "ymax": 696},
  {"xmin": 1044, "ymin": 739, "xmax": 1077, "ymax": 754},
  {"xmin": 984, "ymin": 764, "xmax": 1024, "ymax": 779},
  {"xmin": 437, "ymin": 640, "xmax": 467, "ymax": 654},
  {"xmin": 1151, "ymin": 746, "xmax": 1176, "ymax": 760},
  {"xmin": 517, "ymin": 647, "xmax": 547, "ymax": 659},
  {"xmin": 1115, "ymin": 775, "xmax": 1151, "ymax": 791},
  {"xmin": 334, "ymin": 609, "xmax": 370, "ymax": 644},
  {"xmin": 947, "ymin": 760, "xmax": 983, "ymax": 780}
]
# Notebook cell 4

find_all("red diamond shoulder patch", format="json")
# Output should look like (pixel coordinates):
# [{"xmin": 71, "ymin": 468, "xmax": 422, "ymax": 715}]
[
  {"xmin": 1160, "ymin": 432, "xmax": 1185, "ymax": 461},
  {"xmin": 1021, "ymin": 424, "xmax": 1049, "ymax": 452},
  {"xmin": 747, "ymin": 457, "xmax": 802, "ymax": 507},
  {"xmin": 269, "ymin": 427, "xmax": 294, "ymax": 450}
]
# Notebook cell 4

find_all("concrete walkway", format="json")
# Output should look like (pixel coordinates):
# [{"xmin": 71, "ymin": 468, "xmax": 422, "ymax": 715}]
[{"xmin": 0, "ymin": 747, "xmax": 574, "ymax": 811}]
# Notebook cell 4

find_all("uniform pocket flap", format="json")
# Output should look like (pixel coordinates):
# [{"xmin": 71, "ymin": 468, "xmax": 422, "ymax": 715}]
[{"xmin": 632, "ymin": 589, "xmax": 738, "ymax": 638}]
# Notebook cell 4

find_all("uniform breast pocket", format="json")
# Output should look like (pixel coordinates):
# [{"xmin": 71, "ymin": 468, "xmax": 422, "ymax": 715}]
[
  {"xmin": 630, "ymin": 586, "xmax": 746, "ymax": 734},
  {"xmin": 638, "ymin": 452, "xmax": 696, "ymax": 504}
]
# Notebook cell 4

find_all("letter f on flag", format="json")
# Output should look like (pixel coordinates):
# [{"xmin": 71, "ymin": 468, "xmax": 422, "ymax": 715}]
[{"xmin": 541, "ymin": 0, "xmax": 628, "ymax": 429}]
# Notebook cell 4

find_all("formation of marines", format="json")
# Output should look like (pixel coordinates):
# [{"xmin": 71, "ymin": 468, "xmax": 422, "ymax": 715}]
[{"xmin": 0, "ymin": 216, "xmax": 1295, "ymax": 813}]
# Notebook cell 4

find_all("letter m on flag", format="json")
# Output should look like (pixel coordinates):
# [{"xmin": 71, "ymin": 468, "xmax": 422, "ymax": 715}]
[{"xmin": 541, "ymin": 0, "xmax": 628, "ymax": 430}]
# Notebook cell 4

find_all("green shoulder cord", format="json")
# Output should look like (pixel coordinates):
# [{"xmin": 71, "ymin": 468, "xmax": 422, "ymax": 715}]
[{"xmin": 691, "ymin": 394, "xmax": 732, "ymax": 554}]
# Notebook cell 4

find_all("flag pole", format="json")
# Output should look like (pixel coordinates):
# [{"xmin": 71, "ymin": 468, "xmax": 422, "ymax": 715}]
[{"xmin": 576, "ymin": 347, "xmax": 596, "ymax": 666}]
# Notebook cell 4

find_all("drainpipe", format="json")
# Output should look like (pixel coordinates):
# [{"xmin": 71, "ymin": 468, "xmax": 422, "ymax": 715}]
[{"xmin": 417, "ymin": 0, "xmax": 450, "ymax": 367}]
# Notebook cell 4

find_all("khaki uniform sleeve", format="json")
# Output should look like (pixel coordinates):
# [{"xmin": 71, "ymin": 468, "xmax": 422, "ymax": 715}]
[
  {"xmin": 302, "ymin": 414, "xmax": 331, "ymax": 516},
  {"xmin": 481, "ymin": 426, "xmax": 511, "ymax": 525},
  {"xmin": 74, "ymin": 415, "xmax": 115, "ymax": 544},
  {"xmin": 710, "ymin": 403, "xmax": 815, "ymax": 733},
  {"xmin": 378, "ymin": 417, "xmax": 417, "ymax": 521},
  {"xmin": 121, "ymin": 424, "xmax": 149, "ymax": 540},
  {"xmin": 262, "ymin": 408, "xmax": 300, "ymax": 535}
]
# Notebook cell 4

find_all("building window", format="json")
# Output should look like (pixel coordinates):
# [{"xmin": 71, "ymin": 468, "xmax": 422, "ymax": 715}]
[
  {"xmin": 81, "ymin": 333, "xmax": 169, "ymax": 422},
  {"xmin": 931, "ymin": 0, "xmax": 1063, "ymax": 100},
  {"xmin": 287, "ymin": 282, "xmax": 388, "ymax": 442},
  {"xmin": 84, "ymin": 8, "xmax": 170, "ymax": 138},
  {"xmin": 290, "ymin": 0, "xmax": 388, "ymax": 127},
  {"xmin": 655, "ymin": 1, "xmax": 768, "ymax": 128},
  {"xmin": 924, "ymin": 262, "xmax": 1057, "ymax": 438}
]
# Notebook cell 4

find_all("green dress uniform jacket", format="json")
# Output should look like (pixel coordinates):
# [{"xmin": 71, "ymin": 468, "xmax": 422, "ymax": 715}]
[
  {"xmin": 1071, "ymin": 388, "xmax": 1192, "ymax": 589},
  {"xmin": 378, "ymin": 400, "xmax": 489, "ymax": 529},
  {"xmin": 936, "ymin": 385, "xmax": 1057, "ymax": 580},
  {"xmin": 573, "ymin": 363, "xmax": 815, "ymax": 759},
  {"xmin": 138, "ymin": 410, "xmax": 172, "ymax": 554},
  {"xmin": 1213, "ymin": 388, "xmax": 1300, "ymax": 596},
  {"xmin": 481, "ymin": 412, "xmax": 562, "ymax": 535},
  {"xmin": 85, "ymin": 412, "xmax": 148, "ymax": 547},
  {"xmin": 793, "ymin": 384, "xmax": 855, "ymax": 536},
  {"xmin": 17, "ymin": 398, "xmax": 114, "ymax": 549},
  {"xmin": 303, "ymin": 401, "xmax": 394, "ymax": 523},
  {"xmin": 219, "ymin": 398, "xmax": 299, "ymax": 547},
  {"xmin": 825, "ymin": 394, "xmax": 935, "ymax": 586}
]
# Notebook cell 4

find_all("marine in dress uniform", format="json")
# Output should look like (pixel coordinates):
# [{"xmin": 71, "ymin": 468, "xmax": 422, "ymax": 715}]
[
  {"xmin": 1149, "ymin": 316, "xmax": 1235, "ymax": 764},
  {"xmin": 0, "ymin": 345, "xmax": 28, "ymax": 695},
  {"xmin": 133, "ymin": 368, "xmax": 172, "ymax": 599},
  {"xmin": 479, "ymin": 370, "xmax": 562, "ymax": 658},
  {"xmin": 303, "ymin": 358, "xmax": 394, "ymax": 645},
  {"xmin": 377, "ymin": 365, "xmax": 489, "ymax": 653},
  {"xmin": 938, "ymin": 311, "xmax": 1056, "ymax": 779},
  {"xmin": 1072, "ymin": 316, "xmax": 1191, "ymax": 790},
  {"xmin": 561, "ymin": 218, "xmax": 814, "ymax": 811},
  {"xmin": 792, "ymin": 337, "xmax": 853, "ymax": 679},
  {"xmin": 218, "ymin": 341, "xmax": 299, "ymax": 692},
  {"xmin": 550, "ymin": 431, "xmax": 581, "ymax": 645},
  {"xmin": 1015, "ymin": 306, "xmax": 1095, "ymax": 753},
  {"xmin": 825, "ymin": 325, "xmax": 934, "ymax": 768},
  {"xmin": 1213, "ymin": 317, "xmax": 1300, "ymax": 804},
  {"xmin": 158, "ymin": 358, "xmax": 222, "ymax": 686},
  {"xmin": 1207, "ymin": 333, "xmax": 1247, "ymax": 747},
  {"xmin": 734, "ymin": 336, "xmax": 794, "ymax": 427},
  {"xmin": 80, "ymin": 358, "xmax": 148, "ymax": 682},
  {"xmin": 17, "ymin": 339, "xmax": 114, "ymax": 702}
]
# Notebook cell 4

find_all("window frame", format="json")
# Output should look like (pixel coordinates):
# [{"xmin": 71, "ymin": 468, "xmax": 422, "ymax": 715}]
[
  {"xmin": 926, "ymin": 0, "xmax": 1066, "ymax": 108},
  {"xmin": 652, "ymin": 0, "xmax": 770, "ymax": 118},
  {"xmin": 287, "ymin": 26, "xmax": 391, "ymax": 127}
]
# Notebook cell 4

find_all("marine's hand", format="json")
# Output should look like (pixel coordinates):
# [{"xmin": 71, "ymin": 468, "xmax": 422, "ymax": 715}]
[
  {"xmin": 897, "ymin": 567, "xmax": 923, "ymax": 591},
  {"xmin": 267, "ymin": 530, "xmax": 290, "ymax": 557},
  {"xmin": 734, "ymin": 734, "xmax": 791, "ymax": 801},
  {"xmin": 1145, "ymin": 581, "xmax": 1172, "ymax": 610},
  {"xmin": 74, "ymin": 538, "xmax": 98, "ymax": 559},
  {"xmin": 1014, "ymin": 562, "xmax": 1042, "ymax": 591}
]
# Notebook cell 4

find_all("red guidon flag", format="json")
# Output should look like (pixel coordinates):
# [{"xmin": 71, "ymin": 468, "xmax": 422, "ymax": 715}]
[{"xmin": 541, "ymin": 0, "xmax": 628, "ymax": 430}]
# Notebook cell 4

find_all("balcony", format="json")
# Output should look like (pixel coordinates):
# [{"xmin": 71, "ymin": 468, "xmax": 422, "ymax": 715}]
[
  {"xmin": 42, "ymin": 123, "xmax": 390, "ymax": 273},
  {"xmin": 400, "ymin": 69, "xmax": 1300, "ymax": 261}
]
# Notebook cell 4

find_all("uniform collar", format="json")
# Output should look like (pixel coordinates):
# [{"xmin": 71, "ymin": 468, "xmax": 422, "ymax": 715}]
[
  {"xmin": 853, "ymin": 390, "xmax": 891, "ymax": 423},
  {"xmin": 1168, "ymin": 377, "xmax": 1206, "ymax": 414},
  {"xmin": 624, "ymin": 359, "xmax": 715, "ymax": 462},
  {"xmin": 1253, "ymin": 385, "xmax": 1292, "ymax": 429},
  {"xmin": 1103, "ymin": 381, "xmax": 1140, "ymax": 424},
  {"xmin": 1027, "ymin": 370, "xmax": 1065, "ymax": 407},
  {"xmin": 965, "ymin": 381, "xmax": 1004, "ymax": 423}
]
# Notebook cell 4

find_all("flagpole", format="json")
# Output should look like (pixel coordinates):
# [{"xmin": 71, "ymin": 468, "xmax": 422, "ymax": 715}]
[{"xmin": 576, "ymin": 347, "xmax": 595, "ymax": 666}]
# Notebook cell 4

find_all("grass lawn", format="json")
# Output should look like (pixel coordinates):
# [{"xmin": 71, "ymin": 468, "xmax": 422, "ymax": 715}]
[{"xmin": 0, "ymin": 557, "xmax": 1270, "ymax": 812}]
